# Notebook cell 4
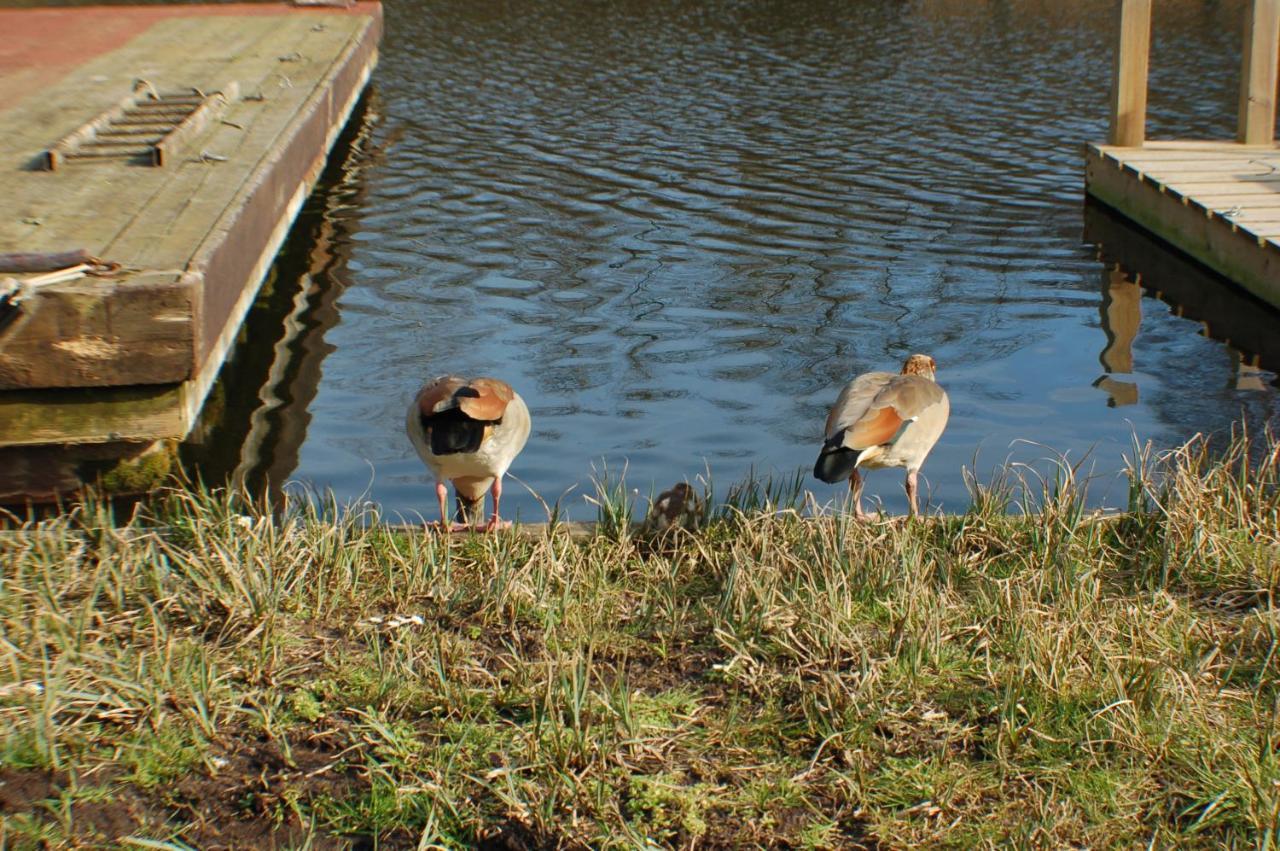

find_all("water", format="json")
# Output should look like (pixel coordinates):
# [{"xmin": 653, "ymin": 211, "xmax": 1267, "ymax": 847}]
[{"xmin": 184, "ymin": 0, "xmax": 1280, "ymax": 521}]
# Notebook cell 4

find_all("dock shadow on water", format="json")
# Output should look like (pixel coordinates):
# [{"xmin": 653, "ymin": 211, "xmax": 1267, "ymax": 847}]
[{"xmin": 5, "ymin": 0, "xmax": 1280, "ymax": 520}]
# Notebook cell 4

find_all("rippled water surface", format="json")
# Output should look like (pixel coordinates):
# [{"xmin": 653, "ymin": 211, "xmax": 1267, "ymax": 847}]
[{"xmin": 191, "ymin": 0, "xmax": 1280, "ymax": 520}]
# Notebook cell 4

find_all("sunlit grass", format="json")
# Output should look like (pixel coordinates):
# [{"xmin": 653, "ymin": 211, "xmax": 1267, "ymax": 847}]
[{"xmin": 0, "ymin": 429, "xmax": 1277, "ymax": 847}]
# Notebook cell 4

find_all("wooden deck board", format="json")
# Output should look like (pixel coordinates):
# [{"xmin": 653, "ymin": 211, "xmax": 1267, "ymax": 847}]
[
  {"xmin": 0, "ymin": 20, "xmax": 283, "ymax": 257},
  {"xmin": 113, "ymin": 22, "xmax": 357, "ymax": 272},
  {"xmin": 1086, "ymin": 141, "xmax": 1280, "ymax": 307},
  {"xmin": 1150, "ymin": 173, "xmax": 1280, "ymax": 186},
  {"xmin": 1, "ymin": 16, "xmax": 345, "ymax": 262},
  {"xmin": 1164, "ymin": 184, "xmax": 1280, "ymax": 198}
]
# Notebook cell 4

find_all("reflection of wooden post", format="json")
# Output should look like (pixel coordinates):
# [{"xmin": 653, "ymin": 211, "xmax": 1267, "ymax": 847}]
[
  {"xmin": 1101, "ymin": 265, "xmax": 1142, "ymax": 373},
  {"xmin": 1230, "ymin": 349, "xmax": 1268, "ymax": 390},
  {"xmin": 1096, "ymin": 264, "xmax": 1142, "ymax": 407},
  {"xmin": 1110, "ymin": 0, "xmax": 1152, "ymax": 147},
  {"xmin": 1238, "ymin": 0, "xmax": 1280, "ymax": 144}
]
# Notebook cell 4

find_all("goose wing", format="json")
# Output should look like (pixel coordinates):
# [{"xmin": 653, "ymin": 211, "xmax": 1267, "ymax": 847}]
[
  {"xmin": 830, "ymin": 374, "xmax": 947, "ymax": 451},
  {"xmin": 824, "ymin": 372, "xmax": 895, "ymax": 442},
  {"xmin": 415, "ymin": 375, "xmax": 515, "ymax": 421}
]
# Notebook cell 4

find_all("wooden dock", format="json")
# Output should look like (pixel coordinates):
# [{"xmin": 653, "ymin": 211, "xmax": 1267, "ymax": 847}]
[
  {"xmin": 0, "ymin": 2, "xmax": 380, "ymax": 501},
  {"xmin": 1085, "ymin": 199, "xmax": 1280, "ymax": 386},
  {"xmin": 1085, "ymin": 0, "xmax": 1280, "ymax": 308}
]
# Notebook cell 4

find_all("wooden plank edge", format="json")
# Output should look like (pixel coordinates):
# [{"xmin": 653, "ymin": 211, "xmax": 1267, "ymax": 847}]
[{"xmin": 155, "ymin": 82, "xmax": 239, "ymax": 167}]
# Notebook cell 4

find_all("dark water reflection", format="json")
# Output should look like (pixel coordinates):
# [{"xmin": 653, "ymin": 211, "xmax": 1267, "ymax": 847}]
[{"xmin": 192, "ymin": 0, "xmax": 1280, "ymax": 519}]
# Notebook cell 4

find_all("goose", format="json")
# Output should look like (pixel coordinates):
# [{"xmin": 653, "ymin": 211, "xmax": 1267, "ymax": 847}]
[
  {"xmin": 640, "ymin": 482, "xmax": 703, "ymax": 536},
  {"xmin": 813, "ymin": 353, "xmax": 949, "ymax": 518},
  {"xmin": 406, "ymin": 375, "xmax": 531, "ymax": 531}
]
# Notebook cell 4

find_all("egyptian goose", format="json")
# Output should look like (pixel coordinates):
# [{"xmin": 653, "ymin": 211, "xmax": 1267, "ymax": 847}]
[
  {"xmin": 406, "ymin": 375, "xmax": 531, "ymax": 531},
  {"xmin": 813, "ymin": 353, "xmax": 949, "ymax": 518}
]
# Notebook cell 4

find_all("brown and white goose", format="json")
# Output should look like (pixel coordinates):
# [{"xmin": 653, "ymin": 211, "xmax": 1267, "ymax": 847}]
[
  {"xmin": 813, "ymin": 353, "xmax": 949, "ymax": 519},
  {"xmin": 406, "ymin": 375, "xmax": 531, "ymax": 531}
]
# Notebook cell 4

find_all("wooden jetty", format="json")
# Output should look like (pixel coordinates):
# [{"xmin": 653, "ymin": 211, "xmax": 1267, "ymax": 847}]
[
  {"xmin": 1086, "ymin": 0, "xmax": 1280, "ymax": 308},
  {"xmin": 0, "ymin": 2, "xmax": 381, "ymax": 501}
]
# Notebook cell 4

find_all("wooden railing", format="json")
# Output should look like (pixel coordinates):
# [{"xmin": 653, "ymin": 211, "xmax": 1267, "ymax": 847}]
[{"xmin": 1110, "ymin": 0, "xmax": 1280, "ymax": 146}]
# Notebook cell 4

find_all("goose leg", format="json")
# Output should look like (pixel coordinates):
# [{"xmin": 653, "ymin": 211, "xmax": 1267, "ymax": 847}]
[
  {"xmin": 849, "ymin": 470, "xmax": 869, "ymax": 520},
  {"xmin": 484, "ymin": 476, "xmax": 512, "ymax": 531},
  {"xmin": 437, "ymin": 482, "xmax": 475, "ymax": 533},
  {"xmin": 435, "ymin": 481, "xmax": 450, "ymax": 528},
  {"xmin": 905, "ymin": 470, "xmax": 919, "ymax": 517}
]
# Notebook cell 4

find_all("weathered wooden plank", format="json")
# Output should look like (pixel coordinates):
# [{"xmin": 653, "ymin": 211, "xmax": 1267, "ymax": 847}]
[
  {"xmin": 0, "ymin": 17, "xmax": 248, "ymax": 248},
  {"xmin": 1107, "ymin": 140, "xmax": 1280, "ymax": 152},
  {"xmin": 1121, "ymin": 159, "xmax": 1280, "ymax": 175},
  {"xmin": 0, "ymin": 16, "xmax": 298, "ymax": 256},
  {"xmin": 1229, "ymin": 218, "xmax": 1280, "ymax": 232},
  {"xmin": 1161, "ymin": 183, "xmax": 1280, "ymax": 198},
  {"xmin": 1122, "ymin": 170, "xmax": 1280, "ymax": 186},
  {"xmin": 0, "ymin": 272, "xmax": 196, "ymax": 390},
  {"xmin": 0, "ymin": 439, "xmax": 175, "ymax": 503},
  {"xmin": 0, "ymin": 6, "xmax": 380, "ymax": 449},
  {"xmin": 0, "ymin": 383, "xmax": 186, "ymax": 446},
  {"xmin": 1110, "ymin": 0, "xmax": 1152, "ymax": 147},
  {"xmin": 0, "ymin": 17, "xmax": 293, "ymax": 390},
  {"xmin": 0, "ymin": 250, "xmax": 95, "ymax": 272},
  {"xmin": 1095, "ymin": 145, "xmax": 1280, "ymax": 159},
  {"xmin": 1211, "ymin": 203, "xmax": 1280, "ymax": 216},
  {"xmin": 115, "ymin": 20, "xmax": 360, "ymax": 274},
  {"xmin": 154, "ymin": 83, "xmax": 238, "ymax": 166},
  {"xmin": 1239, "ymin": 0, "xmax": 1280, "ymax": 144},
  {"xmin": 185, "ymin": 19, "xmax": 378, "ymax": 371}
]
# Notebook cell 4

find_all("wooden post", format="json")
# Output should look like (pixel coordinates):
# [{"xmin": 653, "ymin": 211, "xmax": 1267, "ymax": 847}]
[
  {"xmin": 1109, "ymin": 0, "xmax": 1152, "ymax": 147},
  {"xmin": 1237, "ymin": 0, "xmax": 1280, "ymax": 144}
]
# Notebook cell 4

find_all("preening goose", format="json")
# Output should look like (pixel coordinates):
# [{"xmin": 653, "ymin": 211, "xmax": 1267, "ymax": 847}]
[
  {"xmin": 406, "ymin": 375, "xmax": 531, "ymax": 531},
  {"xmin": 813, "ymin": 353, "xmax": 949, "ymax": 518}
]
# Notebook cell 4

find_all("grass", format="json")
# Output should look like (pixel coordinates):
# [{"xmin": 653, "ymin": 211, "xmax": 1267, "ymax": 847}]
[{"xmin": 0, "ymin": 429, "xmax": 1278, "ymax": 848}]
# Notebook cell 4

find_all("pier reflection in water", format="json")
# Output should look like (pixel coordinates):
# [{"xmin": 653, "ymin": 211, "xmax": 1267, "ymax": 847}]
[{"xmin": 1086, "ymin": 200, "xmax": 1280, "ymax": 410}]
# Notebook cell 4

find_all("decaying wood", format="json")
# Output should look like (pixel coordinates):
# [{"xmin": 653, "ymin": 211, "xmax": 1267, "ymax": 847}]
[
  {"xmin": 0, "ymin": 2, "xmax": 382, "ymax": 426},
  {"xmin": 0, "ymin": 272, "xmax": 196, "ymax": 390}
]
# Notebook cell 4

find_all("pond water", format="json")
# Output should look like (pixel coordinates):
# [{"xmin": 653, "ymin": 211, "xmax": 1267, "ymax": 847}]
[{"xmin": 184, "ymin": 0, "xmax": 1280, "ymax": 521}]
